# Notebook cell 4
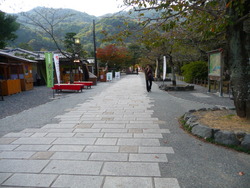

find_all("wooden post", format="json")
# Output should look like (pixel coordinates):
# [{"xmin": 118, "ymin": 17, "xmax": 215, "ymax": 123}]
[
  {"xmin": 0, "ymin": 81, "xmax": 3, "ymax": 101},
  {"xmin": 208, "ymin": 78, "xmax": 211, "ymax": 92}
]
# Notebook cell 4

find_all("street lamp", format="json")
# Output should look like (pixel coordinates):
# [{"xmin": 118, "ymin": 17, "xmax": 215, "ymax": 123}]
[
  {"xmin": 73, "ymin": 37, "xmax": 81, "ymax": 82},
  {"xmin": 74, "ymin": 37, "xmax": 80, "ymax": 44},
  {"xmin": 74, "ymin": 37, "xmax": 81, "ymax": 60}
]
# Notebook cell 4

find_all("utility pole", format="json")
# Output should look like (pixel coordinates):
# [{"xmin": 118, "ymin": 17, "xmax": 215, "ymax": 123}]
[{"xmin": 93, "ymin": 20, "xmax": 98, "ymax": 78}]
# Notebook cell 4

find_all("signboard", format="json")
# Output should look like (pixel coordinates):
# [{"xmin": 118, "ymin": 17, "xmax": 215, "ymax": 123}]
[
  {"xmin": 209, "ymin": 51, "xmax": 222, "ymax": 77},
  {"xmin": 53, "ymin": 54, "xmax": 60, "ymax": 85},
  {"xmin": 45, "ymin": 52, "xmax": 54, "ymax": 87},
  {"xmin": 115, "ymin": 72, "xmax": 120, "ymax": 79},
  {"xmin": 106, "ymin": 72, "xmax": 112, "ymax": 81},
  {"xmin": 207, "ymin": 49, "xmax": 223, "ymax": 96}
]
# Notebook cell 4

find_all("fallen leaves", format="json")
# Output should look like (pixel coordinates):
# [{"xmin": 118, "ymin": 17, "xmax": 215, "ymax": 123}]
[{"xmin": 238, "ymin": 172, "xmax": 245, "ymax": 176}]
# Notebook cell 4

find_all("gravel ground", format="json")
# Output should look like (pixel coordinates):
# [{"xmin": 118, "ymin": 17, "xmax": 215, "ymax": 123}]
[
  {"xmin": 154, "ymin": 80, "xmax": 235, "ymax": 108},
  {"xmin": 149, "ymin": 81, "xmax": 249, "ymax": 188},
  {"xmin": 0, "ymin": 86, "xmax": 58, "ymax": 119}
]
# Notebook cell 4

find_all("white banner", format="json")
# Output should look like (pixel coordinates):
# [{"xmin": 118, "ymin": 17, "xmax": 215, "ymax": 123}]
[
  {"xmin": 53, "ymin": 54, "xmax": 60, "ymax": 85},
  {"xmin": 155, "ymin": 59, "xmax": 158, "ymax": 78},
  {"xmin": 163, "ymin": 56, "xmax": 167, "ymax": 80}
]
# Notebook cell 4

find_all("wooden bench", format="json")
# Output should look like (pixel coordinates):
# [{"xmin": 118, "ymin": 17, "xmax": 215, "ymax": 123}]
[
  {"xmin": 52, "ymin": 84, "xmax": 84, "ymax": 92},
  {"xmin": 73, "ymin": 81, "xmax": 93, "ymax": 89}
]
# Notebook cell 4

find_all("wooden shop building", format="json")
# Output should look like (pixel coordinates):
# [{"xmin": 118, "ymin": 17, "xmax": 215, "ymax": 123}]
[{"xmin": 0, "ymin": 51, "xmax": 37, "ymax": 96}]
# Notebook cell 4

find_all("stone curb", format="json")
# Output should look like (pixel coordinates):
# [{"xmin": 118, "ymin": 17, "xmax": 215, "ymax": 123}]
[
  {"xmin": 183, "ymin": 107, "xmax": 250, "ymax": 151},
  {"xmin": 159, "ymin": 84, "xmax": 194, "ymax": 91}
]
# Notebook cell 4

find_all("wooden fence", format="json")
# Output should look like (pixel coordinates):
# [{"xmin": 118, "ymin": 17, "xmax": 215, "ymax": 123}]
[{"xmin": 193, "ymin": 79, "xmax": 231, "ymax": 94}]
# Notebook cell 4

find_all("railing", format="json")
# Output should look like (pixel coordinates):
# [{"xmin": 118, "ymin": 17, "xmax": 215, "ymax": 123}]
[{"xmin": 193, "ymin": 79, "xmax": 231, "ymax": 94}]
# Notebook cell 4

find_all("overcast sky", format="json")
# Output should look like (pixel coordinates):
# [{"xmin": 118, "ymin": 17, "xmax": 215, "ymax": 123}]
[{"xmin": 0, "ymin": 0, "xmax": 127, "ymax": 16}]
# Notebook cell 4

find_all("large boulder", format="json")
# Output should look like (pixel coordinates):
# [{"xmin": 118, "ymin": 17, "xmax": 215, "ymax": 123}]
[
  {"xmin": 191, "ymin": 124, "xmax": 213, "ymax": 138},
  {"xmin": 214, "ymin": 131, "xmax": 240, "ymax": 145},
  {"xmin": 241, "ymin": 134, "xmax": 250, "ymax": 150}
]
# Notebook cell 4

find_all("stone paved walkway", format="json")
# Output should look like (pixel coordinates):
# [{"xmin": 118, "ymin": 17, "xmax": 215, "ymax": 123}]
[{"xmin": 0, "ymin": 76, "xmax": 180, "ymax": 187}]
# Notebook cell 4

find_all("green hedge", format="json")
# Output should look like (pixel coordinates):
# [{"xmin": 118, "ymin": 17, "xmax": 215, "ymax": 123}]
[{"xmin": 181, "ymin": 61, "xmax": 208, "ymax": 83}]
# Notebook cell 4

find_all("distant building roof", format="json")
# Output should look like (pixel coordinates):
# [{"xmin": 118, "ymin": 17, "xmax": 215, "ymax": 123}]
[
  {"xmin": 0, "ymin": 51, "xmax": 37, "ymax": 63},
  {"xmin": 1, "ymin": 48, "xmax": 87, "ymax": 62}
]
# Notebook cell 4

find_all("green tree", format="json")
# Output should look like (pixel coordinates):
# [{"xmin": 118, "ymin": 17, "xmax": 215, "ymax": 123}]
[
  {"xmin": 22, "ymin": 8, "xmax": 74, "ymax": 56},
  {"xmin": 63, "ymin": 32, "xmax": 86, "ymax": 83},
  {"xmin": 18, "ymin": 42, "xmax": 34, "ymax": 51},
  {"xmin": 123, "ymin": 0, "xmax": 250, "ymax": 119},
  {"xmin": 0, "ymin": 11, "xmax": 20, "ymax": 48},
  {"xmin": 181, "ymin": 61, "xmax": 208, "ymax": 83}
]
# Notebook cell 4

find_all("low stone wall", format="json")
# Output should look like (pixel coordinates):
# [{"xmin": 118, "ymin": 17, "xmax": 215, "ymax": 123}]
[{"xmin": 183, "ymin": 107, "xmax": 250, "ymax": 151}]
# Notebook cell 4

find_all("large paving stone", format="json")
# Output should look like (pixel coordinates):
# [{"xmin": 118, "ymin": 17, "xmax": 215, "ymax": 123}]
[
  {"xmin": 15, "ymin": 144, "xmax": 51, "ymax": 151},
  {"xmin": 0, "ymin": 145, "xmax": 19, "ymax": 151},
  {"xmin": 89, "ymin": 152, "xmax": 128, "ymax": 161},
  {"xmin": 92, "ymin": 124, "xmax": 125, "ymax": 129},
  {"xmin": 103, "ymin": 176, "xmax": 153, "ymax": 188},
  {"xmin": 3, "ymin": 173, "xmax": 57, "ymax": 187},
  {"xmin": 0, "ymin": 173, "xmax": 12, "ymax": 184},
  {"xmin": 101, "ymin": 128, "xmax": 128, "ymax": 133},
  {"xmin": 51, "ymin": 152, "xmax": 90, "ymax": 160},
  {"xmin": 101, "ymin": 162, "xmax": 161, "ymax": 176},
  {"xmin": 74, "ymin": 133, "xmax": 104, "ymax": 138},
  {"xmin": 117, "ymin": 138, "xmax": 160, "ymax": 146},
  {"xmin": 0, "ymin": 159, "xmax": 49, "ymax": 173},
  {"xmin": 45, "ymin": 133, "xmax": 75, "ymax": 137},
  {"xmin": 12, "ymin": 137, "xmax": 56, "ymax": 145},
  {"xmin": 52, "ymin": 175, "xmax": 104, "ymax": 188},
  {"xmin": 104, "ymin": 133, "xmax": 133, "ymax": 138},
  {"xmin": 0, "ymin": 151, "xmax": 35, "ymax": 159},
  {"xmin": 3, "ymin": 132, "xmax": 33, "ymax": 137},
  {"xmin": 42, "ymin": 160, "xmax": 103, "ymax": 175},
  {"xmin": 95, "ymin": 138, "xmax": 118, "ymax": 145},
  {"xmin": 84, "ymin": 145, "xmax": 119, "ymax": 153},
  {"xmin": 52, "ymin": 138, "xmax": 96, "ymax": 145},
  {"xmin": 49, "ymin": 145, "xmax": 84, "ymax": 152}
]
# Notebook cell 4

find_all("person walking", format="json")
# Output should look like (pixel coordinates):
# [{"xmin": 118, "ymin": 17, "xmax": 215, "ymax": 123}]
[{"xmin": 145, "ymin": 64, "xmax": 153, "ymax": 92}]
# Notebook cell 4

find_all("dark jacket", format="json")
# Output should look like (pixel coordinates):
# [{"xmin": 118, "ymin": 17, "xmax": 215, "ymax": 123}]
[{"xmin": 145, "ymin": 66, "xmax": 153, "ymax": 80}]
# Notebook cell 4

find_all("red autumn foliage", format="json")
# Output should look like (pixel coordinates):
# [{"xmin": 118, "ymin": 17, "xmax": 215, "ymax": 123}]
[{"xmin": 96, "ymin": 44, "xmax": 132, "ymax": 68}]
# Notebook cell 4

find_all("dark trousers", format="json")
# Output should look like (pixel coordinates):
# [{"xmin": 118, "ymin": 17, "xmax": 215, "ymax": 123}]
[{"xmin": 146, "ymin": 79, "xmax": 152, "ymax": 92}]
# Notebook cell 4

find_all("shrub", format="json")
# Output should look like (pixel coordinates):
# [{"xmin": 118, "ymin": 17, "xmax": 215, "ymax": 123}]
[{"xmin": 181, "ymin": 61, "xmax": 208, "ymax": 83}]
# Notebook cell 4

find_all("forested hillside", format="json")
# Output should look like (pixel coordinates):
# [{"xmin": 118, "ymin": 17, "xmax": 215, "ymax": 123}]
[{"xmin": 7, "ymin": 7, "xmax": 143, "ymax": 55}]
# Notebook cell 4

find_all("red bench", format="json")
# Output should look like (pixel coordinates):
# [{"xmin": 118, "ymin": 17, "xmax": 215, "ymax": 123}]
[
  {"xmin": 52, "ymin": 84, "xmax": 84, "ymax": 92},
  {"xmin": 74, "ymin": 81, "xmax": 93, "ymax": 89}
]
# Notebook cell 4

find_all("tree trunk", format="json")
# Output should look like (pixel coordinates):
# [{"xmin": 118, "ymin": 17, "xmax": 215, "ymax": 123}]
[
  {"xmin": 155, "ymin": 58, "xmax": 159, "ymax": 78},
  {"xmin": 227, "ymin": 2, "xmax": 250, "ymax": 119},
  {"xmin": 169, "ymin": 55, "xmax": 176, "ymax": 86}
]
